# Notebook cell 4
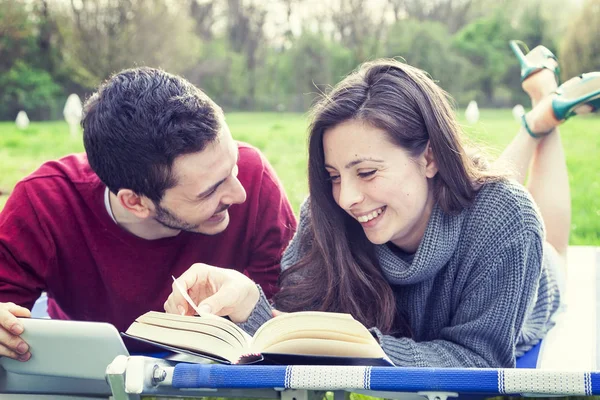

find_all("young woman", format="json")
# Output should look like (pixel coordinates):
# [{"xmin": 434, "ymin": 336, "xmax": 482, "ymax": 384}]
[{"xmin": 165, "ymin": 44, "xmax": 600, "ymax": 368}]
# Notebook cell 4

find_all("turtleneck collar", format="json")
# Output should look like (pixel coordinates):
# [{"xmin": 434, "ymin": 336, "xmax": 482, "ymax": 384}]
[{"xmin": 375, "ymin": 203, "xmax": 465, "ymax": 285}]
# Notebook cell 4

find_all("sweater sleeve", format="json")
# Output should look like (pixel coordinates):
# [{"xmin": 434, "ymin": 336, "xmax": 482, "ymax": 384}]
[
  {"xmin": 280, "ymin": 198, "xmax": 312, "ymax": 272},
  {"xmin": 239, "ymin": 199, "xmax": 313, "ymax": 335},
  {"xmin": 0, "ymin": 182, "xmax": 51, "ymax": 309},
  {"xmin": 244, "ymin": 155, "xmax": 297, "ymax": 299},
  {"xmin": 237, "ymin": 285, "xmax": 274, "ymax": 336},
  {"xmin": 372, "ymin": 229, "xmax": 543, "ymax": 368}
]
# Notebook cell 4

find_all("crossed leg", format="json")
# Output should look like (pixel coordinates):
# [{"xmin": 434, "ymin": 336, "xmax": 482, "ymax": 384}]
[{"xmin": 496, "ymin": 63, "xmax": 571, "ymax": 260}]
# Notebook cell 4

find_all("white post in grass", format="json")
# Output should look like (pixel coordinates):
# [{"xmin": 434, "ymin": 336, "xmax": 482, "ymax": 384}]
[
  {"xmin": 15, "ymin": 111, "xmax": 30, "ymax": 130},
  {"xmin": 63, "ymin": 94, "xmax": 83, "ymax": 137},
  {"xmin": 465, "ymin": 101, "xmax": 479, "ymax": 124},
  {"xmin": 512, "ymin": 104, "xmax": 525, "ymax": 121}
]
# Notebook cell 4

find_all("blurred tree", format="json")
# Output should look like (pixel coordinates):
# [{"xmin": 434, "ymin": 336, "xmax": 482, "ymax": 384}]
[
  {"xmin": 187, "ymin": 38, "xmax": 249, "ymax": 110},
  {"xmin": 0, "ymin": 61, "xmax": 62, "ymax": 120},
  {"xmin": 503, "ymin": 2, "xmax": 557, "ymax": 106},
  {"xmin": 59, "ymin": 0, "xmax": 201, "ymax": 89},
  {"xmin": 453, "ymin": 11, "xmax": 516, "ymax": 106},
  {"xmin": 0, "ymin": 0, "xmax": 592, "ymax": 118},
  {"xmin": 0, "ymin": 0, "xmax": 37, "ymax": 73},
  {"xmin": 513, "ymin": 4, "xmax": 552, "ymax": 48},
  {"xmin": 34, "ymin": 1, "xmax": 85, "ymax": 95},
  {"xmin": 189, "ymin": 0, "xmax": 216, "ymax": 41},
  {"xmin": 284, "ymin": 32, "xmax": 354, "ymax": 110},
  {"xmin": 390, "ymin": 0, "xmax": 487, "ymax": 33},
  {"xmin": 329, "ymin": 0, "xmax": 388, "ymax": 63},
  {"xmin": 37, "ymin": 0, "xmax": 58, "ymax": 74},
  {"xmin": 280, "ymin": 0, "xmax": 304, "ymax": 42},
  {"xmin": 560, "ymin": 0, "xmax": 600, "ymax": 79},
  {"xmin": 384, "ymin": 19, "xmax": 475, "ymax": 104},
  {"xmin": 225, "ymin": 0, "xmax": 267, "ymax": 109},
  {"xmin": 0, "ymin": 0, "xmax": 67, "ymax": 120},
  {"xmin": 511, "ymin": 0, "xmax": 581, "ymax": 43}
]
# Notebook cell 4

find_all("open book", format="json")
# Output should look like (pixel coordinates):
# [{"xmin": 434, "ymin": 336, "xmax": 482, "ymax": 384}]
[{"xmin": 123, "ymin": 311, "xmax": 393, "ymax": 366}]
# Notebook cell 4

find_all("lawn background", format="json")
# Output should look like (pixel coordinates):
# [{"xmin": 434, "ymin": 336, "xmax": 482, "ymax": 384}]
[{"xmin": 1, "ymin": 110, "xmax": 598, "ymax": 245}]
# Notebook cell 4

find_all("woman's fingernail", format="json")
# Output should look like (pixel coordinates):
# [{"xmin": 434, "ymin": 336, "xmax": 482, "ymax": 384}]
[
  {"xmin": 18, "ymin": 353, "xmax": 30, "ymax": 361},
  {"xmin": 198, "ymin": 304, "xmax": 212, "ymax": 314},
  {"xmin": 177, "ymin": 305, "xmax": 185, "ymax": 315}
]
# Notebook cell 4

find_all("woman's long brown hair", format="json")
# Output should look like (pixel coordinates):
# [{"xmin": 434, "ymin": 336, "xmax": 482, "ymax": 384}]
[{"xmin": 274, "ymin": 60, "xmax": 504, "ymax": 337}]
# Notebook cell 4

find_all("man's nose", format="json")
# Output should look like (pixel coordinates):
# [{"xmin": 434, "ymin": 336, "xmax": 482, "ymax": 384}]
[{"xmin": 221, "ymin": 176, "xmax": 247, "ymax": 205}]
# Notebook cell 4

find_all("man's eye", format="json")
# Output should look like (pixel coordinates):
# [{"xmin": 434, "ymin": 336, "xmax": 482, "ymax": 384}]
[
  {"xmin": 202, "ymin": 187, "xmax": 218, "ymax": 199},
  {"xmin": 358, "ymin": 170, "xmax": 376, "ymax": 178}
]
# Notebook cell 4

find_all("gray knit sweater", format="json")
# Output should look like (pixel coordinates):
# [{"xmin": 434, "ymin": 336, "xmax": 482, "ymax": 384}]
[{"xmin": 241, "ymin": 180, "xmax": 561, "ymax": 368}]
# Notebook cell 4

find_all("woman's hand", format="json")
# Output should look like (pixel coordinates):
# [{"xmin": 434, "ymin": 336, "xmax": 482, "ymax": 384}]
[{"xmin": 164, "ymin": 263, "xmax": 260, "ymax": 323}]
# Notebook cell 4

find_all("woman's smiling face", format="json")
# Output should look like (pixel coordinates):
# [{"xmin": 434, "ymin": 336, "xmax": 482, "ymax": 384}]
[{"xmin": 323, "ymin": 119, "xmax": 438, "ymax": 253}]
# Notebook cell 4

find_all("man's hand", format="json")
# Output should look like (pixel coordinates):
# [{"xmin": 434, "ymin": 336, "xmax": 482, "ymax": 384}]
[
  {"xmin": 0, "ymin": 302, "xmax": 31, "ymax": 361},
  {"xmin": 164, "ymin": 263, "xmax": 260, "ymax": 323}
]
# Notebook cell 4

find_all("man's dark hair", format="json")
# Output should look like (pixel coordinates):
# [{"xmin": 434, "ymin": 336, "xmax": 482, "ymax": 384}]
[{"xmin": 82, "ymin": 67, "xmax": 222, "ymax": 203}]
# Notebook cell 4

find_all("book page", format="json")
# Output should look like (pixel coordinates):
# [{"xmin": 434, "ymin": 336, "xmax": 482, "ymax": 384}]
[
  {"xmin": 136, "ymin": 315, "xmax": 248, "ymax": 348},
  {"xmin": 261, "ymin": 338, "xmax": 386, "ymax": 358},
  {"xmin": 251, "ymin": 311, "xmax": 381, "ymax": 356},
  {"xmin": 136, "ymin": 312, "xmax": 249, "ymax": 348},
  {"xmin": 126, "ymin": 322, "xmax": 243, "ymax": 363},
  {"xmin": 255, "ymin": 329, "xmax": 374, "ymax": 346}
]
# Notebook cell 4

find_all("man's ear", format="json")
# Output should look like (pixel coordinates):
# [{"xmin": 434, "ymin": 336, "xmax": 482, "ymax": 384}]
[
  {"xmin": 116, "ymin": 189, "xmax": 152, "ymax": 219},
  {"xmin": 424, "ymin": 142, "xmax": 438, "ymax": 178}
]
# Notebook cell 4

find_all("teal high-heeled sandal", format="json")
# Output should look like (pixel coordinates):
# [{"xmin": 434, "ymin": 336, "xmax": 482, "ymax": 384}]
[
  {"xmin": 521, "ymin": 72, "xmax": 600, "ymax": 138},
  {"xmin": 509, "ymin": 40, "xmax": 560, "ymax": 84},
  {"xmin": 553, "ymin": 72, "xmax": 600, "ymax": 121}
]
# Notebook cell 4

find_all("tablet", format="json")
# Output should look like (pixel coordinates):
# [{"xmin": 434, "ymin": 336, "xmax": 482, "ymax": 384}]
[{"xmin": 0, "ymin": 318, "xmax": 130, "ymax": 380}]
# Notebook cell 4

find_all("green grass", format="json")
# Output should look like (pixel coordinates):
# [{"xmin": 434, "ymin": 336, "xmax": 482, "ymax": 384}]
[{"xmin": 0, "ymin": 109, "xmax": 598, "ymax": 245}]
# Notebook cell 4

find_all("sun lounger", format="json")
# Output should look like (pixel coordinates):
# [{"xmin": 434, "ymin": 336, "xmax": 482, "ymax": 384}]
[{"xmin": 1, "ymin": 246, "xmax": 598, "ymax": 399}]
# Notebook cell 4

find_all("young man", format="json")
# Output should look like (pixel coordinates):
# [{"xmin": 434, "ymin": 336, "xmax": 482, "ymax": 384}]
[{"xmin": 0, "ymin": 67, "xmax": 296, "ymax": 361}]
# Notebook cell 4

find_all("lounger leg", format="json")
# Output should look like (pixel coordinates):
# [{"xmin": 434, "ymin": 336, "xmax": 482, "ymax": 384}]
[
  {"xmin": 281, "ymin": 389, "xmax": 309, "ymax": 400},
  {"xmin": 281, "ymin": 389, "xmax": 347, "ymax": 400},
  {"xmin": 417, "ymin": 391, "xmax": 458, "ymax": 400},
  {"xmin": 106, "ymin": 355, "xmax": 140, "ymax": 400},
  {"xmin": 332, "ymin": 389, "xmax": 349, "ymax": 400}
]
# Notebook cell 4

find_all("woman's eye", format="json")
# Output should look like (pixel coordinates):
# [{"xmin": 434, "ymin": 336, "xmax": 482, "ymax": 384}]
[
  {"xmin": 328, "ymin": 175, "xmax": 341, "ymax": 183},
  {"xmin": 358, "ymin": 170, "xmax": 376, "ymax": 178}
]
